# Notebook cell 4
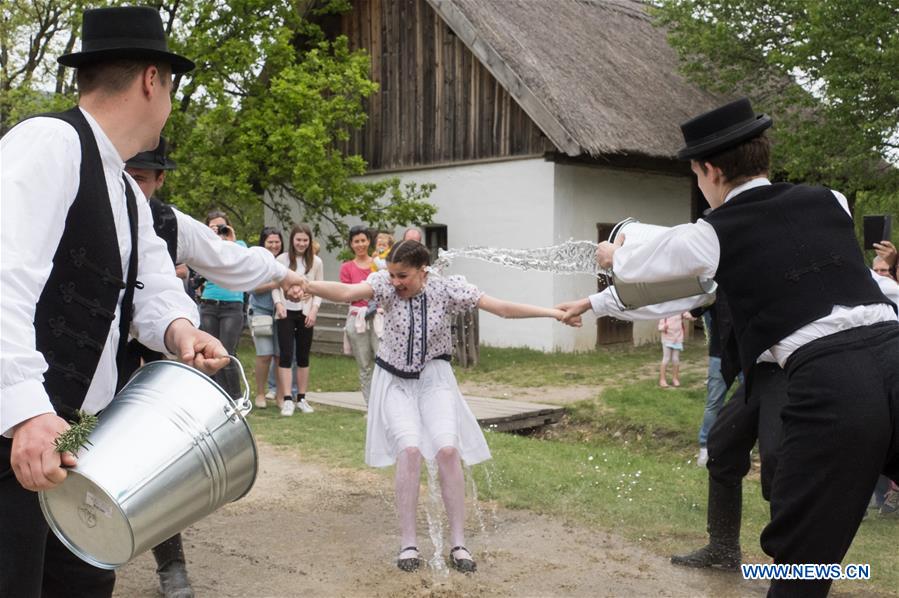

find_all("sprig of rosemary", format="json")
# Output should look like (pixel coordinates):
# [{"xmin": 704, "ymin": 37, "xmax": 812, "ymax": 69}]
[{"xmin": 54, "ymin": 410, "xmax": 98, "ymax": 454}]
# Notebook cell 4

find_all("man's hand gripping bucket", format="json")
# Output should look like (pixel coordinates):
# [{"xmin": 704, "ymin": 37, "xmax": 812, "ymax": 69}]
[
  {"xmin": 605, "ymin": 218, "xmax": 717, "ymax": 309},
  {"xmin": 38, "ymin": 356, "xmax": 258, "ymax": 569}
]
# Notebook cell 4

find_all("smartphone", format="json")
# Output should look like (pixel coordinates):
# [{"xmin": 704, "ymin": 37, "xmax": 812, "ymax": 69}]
[{"xmin": 863, "ymin": 215, "xmax": 892, "ymax": 250}]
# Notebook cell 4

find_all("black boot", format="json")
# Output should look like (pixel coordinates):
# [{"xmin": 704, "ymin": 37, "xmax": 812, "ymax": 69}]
[
  {"xmin": 153, "ymin": 534, "xmax": 194, "ymax": 598},
  {"xmin": 671, "ymin": 478, "xmax": 742, "ymax": 571}
]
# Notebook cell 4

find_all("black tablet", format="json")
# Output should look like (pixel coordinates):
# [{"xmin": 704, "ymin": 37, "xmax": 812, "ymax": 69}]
[{"xmin": 863, "ymin": 215, "xmax": 892, "ymax": 250}]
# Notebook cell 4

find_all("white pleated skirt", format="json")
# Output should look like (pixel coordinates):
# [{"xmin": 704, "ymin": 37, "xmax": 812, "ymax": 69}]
[{"xmin": 365, "ymin": 359, "xmax": 492, "ymax": 468}]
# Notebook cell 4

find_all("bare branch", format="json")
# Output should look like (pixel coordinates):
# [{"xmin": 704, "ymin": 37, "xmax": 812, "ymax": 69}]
[{"xmin": 54, "ymin": 28, "xmax": 77, "ymax": 94}]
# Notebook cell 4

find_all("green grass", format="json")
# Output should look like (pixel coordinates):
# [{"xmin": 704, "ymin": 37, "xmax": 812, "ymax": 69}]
[
  {"xmin": 562, "ymin": 380, "xmax": 732, "ymax": 453},
  {"xmin": 454, "ymin": 342, "xmax": 708, "ymax": 388},
  {"xmin": 247, "ymin": 403, "xmax": 367, "ymax": 468},
  {"xmin": 235, "ymin": 338, "xmax": 899, "ymax": 594},
  {"xmin": 236, "ymin": 336, "xmax": 360, "ymax": 393}
]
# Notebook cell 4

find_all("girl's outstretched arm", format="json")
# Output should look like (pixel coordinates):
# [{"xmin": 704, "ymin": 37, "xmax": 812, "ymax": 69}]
[
  {"xmin": 477, "ymin": 295, "xmax": 581, "ymax": 326},
  {"xmin": 304, "ymin": 279, "xmax": 374, "ymax": 304}
]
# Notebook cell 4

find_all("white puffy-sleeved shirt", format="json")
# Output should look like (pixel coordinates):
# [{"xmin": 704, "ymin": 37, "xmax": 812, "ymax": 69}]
[
  {"xmin": 607, "ymin": 178, "xmax": 896, "ymax": 367},
  {"xmin": 367, "ymin": 270, "xmax": 483, "ymax": 377},
  {"xmin": 171, "ymin": 207, "xmax": 288, "ymax": 291},
  {"xmin": 588, "ymin": 288, "xmax": 781, "ymax": 363},
  {"xmin": 874, "ymin": 274, "xmax": 899, "ymax": 320},
  {"xmin": 1, "ymin": 108, "xmax": 199, "ymax": 436}
]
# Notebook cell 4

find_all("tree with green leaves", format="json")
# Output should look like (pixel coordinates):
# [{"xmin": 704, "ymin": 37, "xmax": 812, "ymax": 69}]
[
  {"xmin": 652, "ymin": 0, "xmax": 898, "ymax": 246},
  {"xmin": 1, "ymin": 0, "xmax": 436, "ymax": 247}
]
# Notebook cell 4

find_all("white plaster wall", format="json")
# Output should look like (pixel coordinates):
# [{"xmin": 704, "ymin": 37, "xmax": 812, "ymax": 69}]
[
  {"xmin": 321, "ymin": 158, "xmax": 559, "ymax": 350},
  {"xmin": 551, "ymin": 163, "xmax": 693, "ymax": 350},
  {"xmin": 276, "ymin": 158, "xmax": 694, "ymax": 351}
]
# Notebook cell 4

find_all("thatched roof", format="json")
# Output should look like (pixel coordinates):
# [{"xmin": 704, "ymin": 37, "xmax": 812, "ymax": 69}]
[{"xmin": 425, "ymin": 0, "xmax": 727, "ymax": 159}]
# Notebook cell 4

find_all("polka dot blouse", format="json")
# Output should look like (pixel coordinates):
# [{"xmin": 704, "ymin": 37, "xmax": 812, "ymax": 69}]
[{"xmin": 366, "ymin": 270, "xmax": 483, "ymax": 378}]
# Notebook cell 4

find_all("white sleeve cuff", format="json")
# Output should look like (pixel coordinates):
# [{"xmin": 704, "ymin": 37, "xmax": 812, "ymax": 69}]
[
  {"xmin": 139, "ymin": 309, "xmax": 201, "ymax": 356},
  {"xmin": 272, "ymin": 260, "xmax": 289, "ymax": 281},
  {"xmin": 1, "ymin": 378, "xmax": 55, "ymax": 437},
  {"xmin": 589, "ymin": 290, "xmax": 614, "ymax": 316}
]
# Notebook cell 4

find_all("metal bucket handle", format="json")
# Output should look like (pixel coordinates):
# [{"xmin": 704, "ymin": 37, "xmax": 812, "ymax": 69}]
[{"xmin": 227, "ymin": 355, "xmax": 252, "ymax": 418}]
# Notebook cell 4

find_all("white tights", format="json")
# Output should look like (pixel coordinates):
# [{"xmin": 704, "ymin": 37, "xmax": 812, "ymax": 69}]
[{"xmin": 395, "ymin": 446, "xmax": 466, "ymax": 555}]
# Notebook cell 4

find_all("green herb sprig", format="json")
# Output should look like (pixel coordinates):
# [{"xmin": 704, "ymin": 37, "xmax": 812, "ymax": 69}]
[{"xmin": 54, "ymin": 410, "xmax": 98, "ymax": 454}]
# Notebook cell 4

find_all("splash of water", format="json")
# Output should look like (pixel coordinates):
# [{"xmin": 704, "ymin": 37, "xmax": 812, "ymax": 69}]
[
  {"xmin": 432, "ymin": 239, "xmax": 605, "ymax": 277},
  {"xmin": 421, "ymin": 459, "xmax": 497, "ymax": 575},
  {"xmin": 466, "ymin": 463, "xmax": 498, "ymax": 544},
  {"xmin": 423, "ymin": 459, "xmax": 449, "ymax": 574}
]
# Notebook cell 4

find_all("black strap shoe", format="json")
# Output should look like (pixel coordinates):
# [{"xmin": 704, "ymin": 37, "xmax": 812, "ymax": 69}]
[
  {"xmin": 397, "ymin": 546, "xmax": 422, "ymax": 572},
  {"xmin": 449, "ymin": 545, "xmax": 477, "ymax": 573}
]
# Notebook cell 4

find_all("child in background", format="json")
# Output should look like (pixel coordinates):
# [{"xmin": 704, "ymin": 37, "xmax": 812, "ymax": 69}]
[
  {"xmin": 658, "ymin": 312, "xmax": 692, "ymax": 387},
  {"xmin": 372, "ymin": 232, "xmax": 395, "ymax": 272}
]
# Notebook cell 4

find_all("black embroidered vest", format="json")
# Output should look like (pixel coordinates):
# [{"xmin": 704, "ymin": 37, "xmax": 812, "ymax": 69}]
[
  {"xmin": 32, "ymin": 108, "xmax": 139, "ymax": 420},
  {"xmin": 704, "ymin": 182, "xmax": 894, "ymax": 375},
  {"xmin": 149, "ymin": 197, "xmax": 178, "ymax": 264}
]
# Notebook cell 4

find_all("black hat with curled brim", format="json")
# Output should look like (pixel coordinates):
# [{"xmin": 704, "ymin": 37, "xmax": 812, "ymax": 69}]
[
  {"xmin": 126, "ymin": 137, "xmax": 177, "ymax": 171},
  {"xmin": 677, "ymin": 97, "xmax": 772, "ymax": 161},
  {"xmin": 58, "ymin": 6, "xmax": 194, "ymax": 74}
]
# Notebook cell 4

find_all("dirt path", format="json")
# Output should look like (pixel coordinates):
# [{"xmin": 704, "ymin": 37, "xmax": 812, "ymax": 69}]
[
  {"xmin": 457, "ymin": 358, "xmax": 709, "ymax": 406},
  {"xmin": 113, "ymin": 442, "xmax": 770, "ymax": 598}
]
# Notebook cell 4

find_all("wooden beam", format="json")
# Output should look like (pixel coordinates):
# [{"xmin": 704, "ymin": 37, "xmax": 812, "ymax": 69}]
[{"xmin": 424, "ymin": 0, "xmax": 583, "ymax": 157}]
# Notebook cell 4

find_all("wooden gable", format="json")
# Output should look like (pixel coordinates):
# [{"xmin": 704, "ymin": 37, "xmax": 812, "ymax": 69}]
[{"xmin": 337, "ymin": 0, "xmax": 555, "ymax": 171}]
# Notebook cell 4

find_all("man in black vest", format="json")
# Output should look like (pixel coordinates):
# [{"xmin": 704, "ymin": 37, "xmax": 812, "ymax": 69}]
[
  {"xmin": 125, "ymin": 139, "xmax": 306, "ymax": 597},
  {"xmin": 0, "ymin": 7, "xmax": 230, "ymax": 597},
  {"xmin": 595, "ymin": 98, "xmax": 899, "ymax": 597},
  {"xmin": 126, "ymin": 136, "xmax": 184, "ymax": 278}
]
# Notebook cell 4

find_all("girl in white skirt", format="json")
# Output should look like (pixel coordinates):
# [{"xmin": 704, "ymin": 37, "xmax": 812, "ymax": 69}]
[{"xmin": 302, "ymin": 240, "xmax": 580, "ymax": 573}]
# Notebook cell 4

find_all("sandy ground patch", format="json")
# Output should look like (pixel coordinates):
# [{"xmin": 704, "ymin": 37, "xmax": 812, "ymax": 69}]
[{"xmin": 113, "ymin": 442, "xmax": 771, "ymax": 598}]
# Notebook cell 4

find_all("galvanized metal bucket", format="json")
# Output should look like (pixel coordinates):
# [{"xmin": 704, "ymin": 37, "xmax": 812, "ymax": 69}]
[
  {"xmin": 607, "ymin": 217, "xmax": 671, "ymax": 249},
  {"xmin": 607, "ymin": 217, "xmax": 717, "ymax": 309},
  {"xmin": 39, "ymin": 357, "xmax": 257, "ymax": 569}
]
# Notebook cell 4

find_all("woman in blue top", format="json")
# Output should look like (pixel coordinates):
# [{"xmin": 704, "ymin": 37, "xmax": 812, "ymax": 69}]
[
  {"xmin": 249, "ymin": 226, "xmax": 283, "ymax": 408},
  {"xmin": 200, "ymin": 209, "xmax": 247, "ymax": 399}
]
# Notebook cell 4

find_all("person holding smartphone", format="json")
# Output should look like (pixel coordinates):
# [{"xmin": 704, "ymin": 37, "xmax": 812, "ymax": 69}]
[{"xmin": 199, "ymin": 210, "xmax": 247, "ymax": 400}]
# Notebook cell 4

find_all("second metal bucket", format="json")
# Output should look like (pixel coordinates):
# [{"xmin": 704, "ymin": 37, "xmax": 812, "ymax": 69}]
[
  {"xmin": 607, "ymin": 217, "xmax": 671, "ymax": 249},
  {"xmin": 607, "ymin": 217, "xmax": 717, "ymax": 309},
  {"xmin": 38, "ymin": 358, "xmax": 257, "ymax": 569}
]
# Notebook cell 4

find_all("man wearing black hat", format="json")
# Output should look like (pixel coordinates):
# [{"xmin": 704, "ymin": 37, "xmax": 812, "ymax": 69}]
[
  {"xmin": 0, "ymin": 7, "xmax": 230, "ymax": 597},
  {"xmin": 124, "ymin": 139, "xmax": 306, "ymax": 597},
  {"xmin": 593, "ymin": 98, "xmax": 899, "ymax": 597}
]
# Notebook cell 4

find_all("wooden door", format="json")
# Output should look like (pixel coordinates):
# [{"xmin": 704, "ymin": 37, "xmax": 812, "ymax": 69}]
[{"xmin": 595, "ymin": 222, "xmax": 632, "ymax": 345}]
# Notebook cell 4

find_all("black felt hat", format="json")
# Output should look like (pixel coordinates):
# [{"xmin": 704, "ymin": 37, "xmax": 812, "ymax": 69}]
[
  {"xmin": 677, "ymin": 98, "xmax": 771, "ymax": 160},
  {"xmin": 126, "ymin": 137, "xmax": 177, "ymax": 170},
  {"xmin": 58, "ymin": 6, "xmax": 194, "ymax": 73}
]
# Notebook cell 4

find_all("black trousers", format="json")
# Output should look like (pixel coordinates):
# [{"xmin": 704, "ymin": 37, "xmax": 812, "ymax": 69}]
[
  {"xmin": 762, "ymin": 322, "xmax": 899, "ymax": 598},
  {"xmin": 276, "ymin": 309, "xmax": 314, "ymax": 369},
  {"xmin": 707, "ymin": 362, "xmax": 788, "ymax": 500},
  {"xmin": 0, "ymin": 438, "xmax": 115, "ymax": 598}
]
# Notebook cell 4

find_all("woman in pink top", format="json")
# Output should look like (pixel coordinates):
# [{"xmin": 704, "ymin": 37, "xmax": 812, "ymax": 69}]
[
  {"xmin": 340, "ymin": 225, "xmax": 379, "ymax": 403},
  {"xmin": 658, "ymin": 312, "xmax": 692, "ymax": 387}
]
